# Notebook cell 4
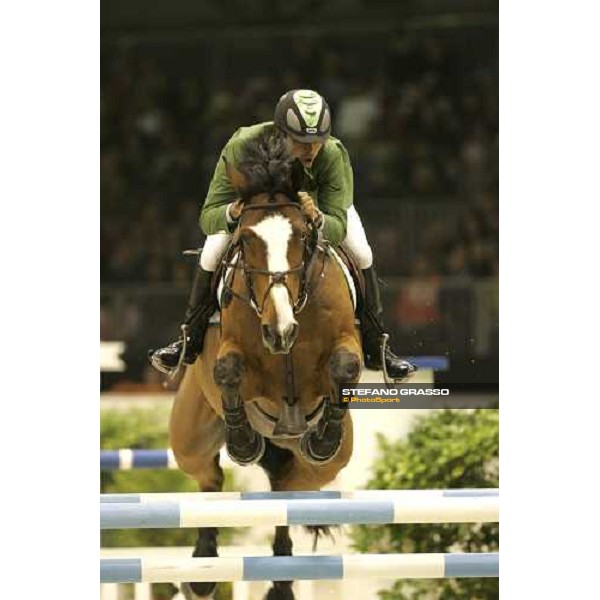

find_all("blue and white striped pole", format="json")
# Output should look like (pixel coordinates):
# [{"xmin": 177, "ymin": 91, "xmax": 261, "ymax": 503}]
[
  {"xmin": 100, "ymin": 495, "xmax": 499, "ymax": 529},
  {"xmin": 101, "ymin": 449, "xmax": 178, "ymax": 471},
  {"xmin": 101, "ymin": 552, "xmax": 498, "ymax": 583},
  {"xmin": 101, "ymin": 488, "xmax": 499, "ymax": 503}
]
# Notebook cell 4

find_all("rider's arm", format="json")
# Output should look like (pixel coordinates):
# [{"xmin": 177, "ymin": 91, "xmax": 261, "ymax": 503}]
[
  {"xmin": 316, "ymin": 141, "xmax": 354, "ymax": 245},
  {"xmin": 200, "ymin": 136, "xmax": 243, "ymax": 235}
]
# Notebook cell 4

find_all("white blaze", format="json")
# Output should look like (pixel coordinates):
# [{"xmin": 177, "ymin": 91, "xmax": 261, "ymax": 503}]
[{"xmin": 250, "ymin": 214, "xmax": 297, "ymax": 335}]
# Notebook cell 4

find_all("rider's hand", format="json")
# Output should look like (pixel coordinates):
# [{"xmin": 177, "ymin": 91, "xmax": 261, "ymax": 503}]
[
  {"xmin": 228, "ymin": 199, "xmax": 244, "ymax": 222},
  {"xmin": 298, "ymin": 192, "xmax": 324, "ymax": 228}
]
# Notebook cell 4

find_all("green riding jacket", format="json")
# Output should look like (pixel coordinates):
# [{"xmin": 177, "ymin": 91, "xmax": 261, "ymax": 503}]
[{"xmin": 199, "ymin": 121, "xmax": 354, "ymax": 245}]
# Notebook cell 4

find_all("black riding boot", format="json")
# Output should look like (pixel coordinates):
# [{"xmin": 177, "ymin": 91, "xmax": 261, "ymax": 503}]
[
  {"xmin": 148, "ymin": 264, "xmax": 216, "ymax": 374},
  {"xmin": 361, "ymin": 266, "xmax": 416, "ymax": 380}
]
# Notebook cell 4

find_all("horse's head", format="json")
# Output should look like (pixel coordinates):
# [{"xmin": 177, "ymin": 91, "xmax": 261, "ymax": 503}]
[{"xmin": 227, "ymin": 131, "xmax": 315, "ymax": 355}]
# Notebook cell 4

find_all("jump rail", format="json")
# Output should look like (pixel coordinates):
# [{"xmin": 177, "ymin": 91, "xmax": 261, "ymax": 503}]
[
  {"xmin": 101, "ymin": 552, "xmax": 498, "ymax": 583},
  {"xmin": 100, "ymin": 495, "xmax": 499, "ymax": 529},
  {"xmin": 101, "ymin": 449, "xmax": 178, "ymax": 471},
  {"xmin": 101, "ymin": 488, "xmax": 499, "ymax": 503}
]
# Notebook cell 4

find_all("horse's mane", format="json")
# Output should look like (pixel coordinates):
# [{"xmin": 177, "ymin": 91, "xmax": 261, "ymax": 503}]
[{"xmin": 237, "ymin": 129, "xmax": 299, "ymax": 200}]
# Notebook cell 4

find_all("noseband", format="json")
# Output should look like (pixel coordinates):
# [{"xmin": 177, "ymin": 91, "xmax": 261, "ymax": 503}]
[{"xmin": 221, "ymin": 200, "xmax": 326, "ymax": 318}]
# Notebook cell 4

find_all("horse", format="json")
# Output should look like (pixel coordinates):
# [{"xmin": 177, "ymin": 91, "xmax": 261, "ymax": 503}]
[{"xmin": 169, "ymin": 131, "xmax": 362, "ymax": 600}]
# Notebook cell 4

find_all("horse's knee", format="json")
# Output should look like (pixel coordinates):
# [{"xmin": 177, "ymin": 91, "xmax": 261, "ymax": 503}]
[
  {"xmin": 174, "ymin": 452, "xmax": 223, "ymax": 488},
  {"xmin": 214, "ymin": 352, "xmax": 244, "ymax": 388},
  {"xmin": 329, "ymin": 350, "xmax": 361, "ymax": 382}
]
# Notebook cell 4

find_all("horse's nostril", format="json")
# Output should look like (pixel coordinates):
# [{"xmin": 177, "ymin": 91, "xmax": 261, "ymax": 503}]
[
  {"xmin": 262, "ymin": 323, "xmax": 298, "ymax": 353},
  {"xmin": 262, "ymin": 324, "xmax": 275, "ymax": 341}
]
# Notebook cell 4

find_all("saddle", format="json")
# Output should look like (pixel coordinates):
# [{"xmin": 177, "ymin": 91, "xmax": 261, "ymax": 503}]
[
  {"xmin": 213, "ymin": 240, "xmax": 237, "ymax": 308},
  {"xmin": 333, "ymin": 243, "xmax": 365, "ymax": 317}
]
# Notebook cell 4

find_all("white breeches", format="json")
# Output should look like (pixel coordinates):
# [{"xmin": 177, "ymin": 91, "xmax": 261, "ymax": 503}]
[
  {"xmin": 199, "ymin": 205, "xmax": 373, "ymax": 271},
  {"xmin": 344, "ymin": 205, "xmax": 373, "ymax": 269},
  {"xmin": 199, "ymin": 232, "xmax": 231, "ymax": 271}
]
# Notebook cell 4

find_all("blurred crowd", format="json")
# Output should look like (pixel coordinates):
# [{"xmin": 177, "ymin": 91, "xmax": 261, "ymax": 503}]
[
  {"xmin": 101, "ymin": 31, "xmax": 498, "ymax": 284},
  {"xmin": 100, "ymin": 29, "xmax": 498, "ymax": 384}
]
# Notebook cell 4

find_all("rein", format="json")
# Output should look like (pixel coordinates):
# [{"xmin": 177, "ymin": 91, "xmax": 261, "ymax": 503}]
[{"xmin": 221, "ymin": 200, "xmax": 329, "ymax": 318}]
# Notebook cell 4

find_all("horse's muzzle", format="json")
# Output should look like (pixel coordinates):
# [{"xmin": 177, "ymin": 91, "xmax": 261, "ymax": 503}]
[{"xmin": 261, "ymin": 323, "xmax": 299, "ymax": 354}]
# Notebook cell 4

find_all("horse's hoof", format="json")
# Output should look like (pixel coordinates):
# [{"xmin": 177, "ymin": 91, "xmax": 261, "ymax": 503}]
[
  {"xmin": 299, "ymin": 425, "xmax": 342, "ymax": 465},
  {"xmin": 180, "ymin": 581, "xmax": 215, "ymax": 599},
  {"xmin": 226, "ymin": 432, "xmax": 266, "ymax": 466}
]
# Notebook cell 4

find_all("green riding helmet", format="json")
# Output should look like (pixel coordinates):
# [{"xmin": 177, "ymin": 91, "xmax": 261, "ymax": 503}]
[{"xmin": 274, "ymin": 89, "xmax": 332, "ymax": 144}]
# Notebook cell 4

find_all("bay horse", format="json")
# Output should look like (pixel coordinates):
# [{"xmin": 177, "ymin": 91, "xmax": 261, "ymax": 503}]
[{"xmin": 170, "ymin": 131, "xmax": 362, "ymax": 600}]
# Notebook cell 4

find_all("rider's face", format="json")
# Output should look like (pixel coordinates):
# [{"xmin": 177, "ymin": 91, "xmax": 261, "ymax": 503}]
[{"xmin": 286, "ymin": 136, "xmax": 323, "ymax": 168}]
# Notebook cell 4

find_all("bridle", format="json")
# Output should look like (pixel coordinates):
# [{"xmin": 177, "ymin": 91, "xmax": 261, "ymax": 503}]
[{"xmin": 221, "ymin": 198, "xmax": 328, "ymax": 319}]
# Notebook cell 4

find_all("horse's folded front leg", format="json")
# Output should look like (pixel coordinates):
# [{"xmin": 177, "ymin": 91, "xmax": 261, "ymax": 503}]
[
  {"xmin": 300, "ymin": 347, "xmax": 361, "ymax": 464},
  {"xmin": 214, "ymin": 350, "xmax": 265, "ymax": 465}
]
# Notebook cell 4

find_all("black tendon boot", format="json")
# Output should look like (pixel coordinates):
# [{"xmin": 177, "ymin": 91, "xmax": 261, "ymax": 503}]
[
  {"xmin": 360, "ymin": 266, "xmax": 416, "ymax": 381},
  {"xmin": 148, "ymin": 264, "xmax": 216, "ymax": 374}
]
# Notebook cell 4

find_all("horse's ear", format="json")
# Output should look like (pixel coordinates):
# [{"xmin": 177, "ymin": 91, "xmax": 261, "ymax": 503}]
[
  {"xmin": 223, "ymin": 156, "xmax": 248, "ymax": 192},
  {"xmin": 290, "ymin": 160, "xmax": 304, "ymax": 196}
]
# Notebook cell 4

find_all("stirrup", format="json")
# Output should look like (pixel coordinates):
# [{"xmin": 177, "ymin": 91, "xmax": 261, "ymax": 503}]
[
  {"xmin": 169, "ymin": 323, "xmax": 189, "ymax": 380},
  {"xmin": 149, "ymin": 324, "xmax": 190, "ymax": 378},
  {"xmin": 380, "ymin": 333, "xmax": 393, "ymax": 385}
]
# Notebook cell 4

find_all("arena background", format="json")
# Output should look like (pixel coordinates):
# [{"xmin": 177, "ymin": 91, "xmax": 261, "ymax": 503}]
[{"xmin": 100, "ymin": 0, "xmax": 498, "ymax": 389}]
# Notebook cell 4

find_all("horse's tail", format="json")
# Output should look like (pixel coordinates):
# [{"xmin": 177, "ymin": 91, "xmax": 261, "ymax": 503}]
[{"xmin": 304, "ymin": 524, "xmax": 339, "ymax": 552}]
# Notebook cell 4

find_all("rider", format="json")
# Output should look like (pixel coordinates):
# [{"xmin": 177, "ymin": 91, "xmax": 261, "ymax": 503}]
[{"xmin": 149, "ymin": 89, "xmax": 414, "ymax": 379}]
